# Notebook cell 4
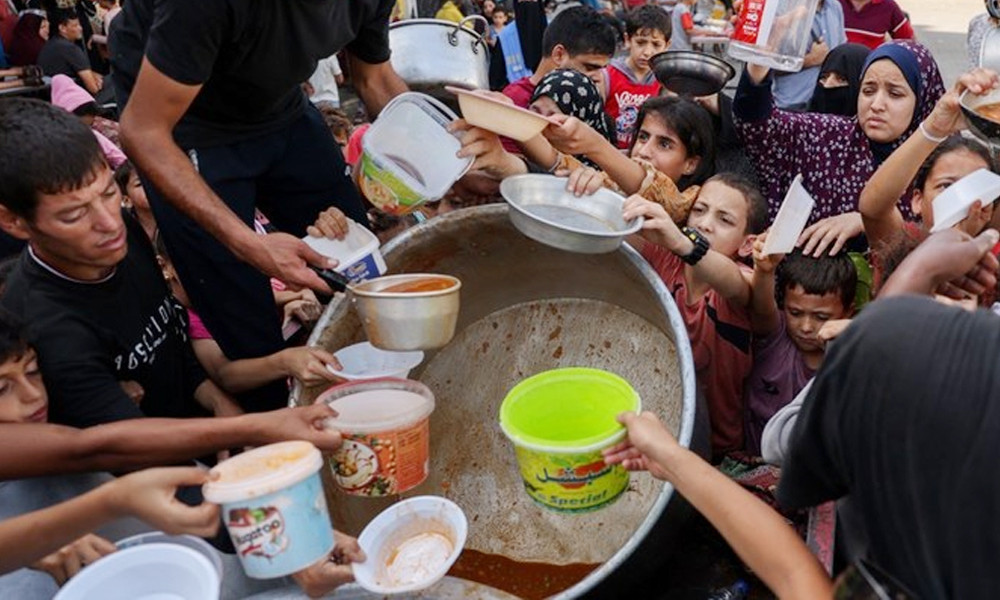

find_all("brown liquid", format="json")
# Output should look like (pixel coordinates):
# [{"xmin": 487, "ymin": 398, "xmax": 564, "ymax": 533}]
[
  {"xmin": 382, "ymin": 277, "xmax": 455, "ymax": 293},
  {"xmin": 977, "ymin": 102, "xmax": 1000, "ymax": 122},
  {"xmin": 448, "ymin": 548, "xmax": 598, "ymax": 600}
]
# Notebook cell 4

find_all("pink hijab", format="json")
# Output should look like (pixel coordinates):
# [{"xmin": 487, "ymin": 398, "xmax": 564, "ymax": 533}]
[{"xmin": 50, "ymin": 74, "xmax": 127, "ymax": 169}]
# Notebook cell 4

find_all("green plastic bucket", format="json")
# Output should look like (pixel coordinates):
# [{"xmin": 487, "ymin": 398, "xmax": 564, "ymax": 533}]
[{"xmin": 499, "ymin": 367, "xmax": 641, "ymax": 513}]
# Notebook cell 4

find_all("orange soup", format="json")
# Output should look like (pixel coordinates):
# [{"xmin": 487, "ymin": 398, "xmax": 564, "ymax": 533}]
[
  {"xmin": 977, "ymin": 102, "xmax": 1000, "ymax": 122},
  {"xmin": 383, "ymin": 277, "xmax": 455, "ymax": 293}
]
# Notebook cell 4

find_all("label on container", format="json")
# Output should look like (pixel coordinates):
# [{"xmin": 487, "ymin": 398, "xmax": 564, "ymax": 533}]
[
  {"xmin": 514, "ymin": 446, "xmax": 629, "ymax": 513},
  {"xmin": 359, "ymin": 152, "xmax": 425, "ymax": 216},
  {"xmin": 330, "ymin": 420, "xmax": 430, "ymax": 496},
  {"xmin": 341, "ymin": 253, "xmax": 385, "ymax": 283},
  {"xmin": 732, "ymin": 0, "xmax": 780, "ymax": 47}
]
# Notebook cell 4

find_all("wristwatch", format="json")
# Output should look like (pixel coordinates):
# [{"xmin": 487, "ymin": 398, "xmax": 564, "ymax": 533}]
[{"xmin": 679, "ymin": 227, "xmax": 710, "ymax": 265}]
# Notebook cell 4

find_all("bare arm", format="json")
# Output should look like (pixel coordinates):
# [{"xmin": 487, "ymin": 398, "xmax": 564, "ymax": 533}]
[
  {"xmin": 605, "ymin": 412, "xmax": 833, "ymax": 599},
  {"xmin": 0, "ymin": 404, "xmax": 341, "ymax": 479},
  {"xmin": 77, "ymin": 69, "xmax": 102, "ymax": 95},
  {"xmin": 348, "ymin": 57, "xmax": 407, "ymax": 118},
  {"xmin": 119, "ymin": 58, "xmax": 333, "ymax": 291},
  {"xmin": 193, "ymin": 339, "xmax": 338, "ymax": 393},
  {"xmin": 749, "ymin": 233, "xmax": 783, "ymax": 336},
  {"xmin": 624, "ymin": 196, "xmax": 752, "ymax": 306},
  {"xmin": 540, "ymin": 116, "xmax": 648, "ymax": 193}
]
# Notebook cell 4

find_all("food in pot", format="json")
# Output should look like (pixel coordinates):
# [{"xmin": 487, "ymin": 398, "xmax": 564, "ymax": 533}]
[{"xmin": 977, "ymin": 101, "xmax": 1000, "ymax": 122}]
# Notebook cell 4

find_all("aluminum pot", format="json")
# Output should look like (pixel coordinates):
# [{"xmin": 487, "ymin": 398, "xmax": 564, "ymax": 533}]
[
  {"xmin": 349, "ymin": 273, "xmax": 462, "ymax": 351},
  {"xmin": 389, "ymin": 17, "xmax": 490, "ymax": 98}
]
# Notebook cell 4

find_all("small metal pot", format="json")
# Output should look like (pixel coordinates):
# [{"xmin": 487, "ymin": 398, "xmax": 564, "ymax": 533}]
[
  {"xmin": 960, "ymin": 88, "xmax": 1000, "ymax": 146},
  {"xmin": 389, "ymin": 16, "xmax": 490, "ymax": 98},
  {"xmin": 500, "ymin": 174, "xmax": 643, "ymax": 254},
  {"xmin": 350, "ymin": 274, "xmax": 462, "ymax": 351}
]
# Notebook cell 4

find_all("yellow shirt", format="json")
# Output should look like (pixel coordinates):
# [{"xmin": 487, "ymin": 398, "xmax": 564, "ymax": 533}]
[{"xmin": 435, "ymin": 1, "xmax": 464, "ymax": 23}]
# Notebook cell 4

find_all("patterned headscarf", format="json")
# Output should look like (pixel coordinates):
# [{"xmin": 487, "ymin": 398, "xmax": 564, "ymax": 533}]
[{"xmin": 531, "ymin": 69, "xmax": 614, "ymax": 144}]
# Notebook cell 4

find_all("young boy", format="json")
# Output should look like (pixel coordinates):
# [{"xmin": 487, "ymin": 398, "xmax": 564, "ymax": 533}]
[
  {"xmin": 670, "ymin": 0, "xmax": 716, "ymax": 51},
  {"xmin": 624, "ymin": 172, "xmax": 768, "ymax": 458},
  {"xmin": 745, "ymin": 240, "xmax": 855, "ymax": 455},
  {"xmin": 602, "ymin": 5, "xmax": 671, "ymax": 149}
]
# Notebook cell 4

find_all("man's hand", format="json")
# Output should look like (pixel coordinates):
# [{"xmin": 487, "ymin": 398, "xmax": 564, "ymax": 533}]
[
  {"xmin": 802, "ymin": 40, "xmax": 829, "ymax": 69},
  {"xmin": 881, "ymin": 228, "xmax": 1000, "ymax": 299},
  {"xmin": 292, "ymin": 531, "xmax": 366, "ymax": 598},
  {"xmin": 31, "ymin": 534, "xmax": 116, "ymax": 585},
  {"xmin": 250, "ymin": 232, "xmax": 338, "ymax": 294},
  {"xmin": 107, "ymin": 468, "xmax": 220, "ymax": 538},
  {"xmin": 252, "ymin": 403, "xmax": 343, "ymax": 451}
]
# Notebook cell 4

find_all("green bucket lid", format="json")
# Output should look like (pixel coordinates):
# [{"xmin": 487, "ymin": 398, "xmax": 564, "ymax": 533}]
[{"xmin": 499, "ymin": 367, "xmax": 641, "ymax": 451}]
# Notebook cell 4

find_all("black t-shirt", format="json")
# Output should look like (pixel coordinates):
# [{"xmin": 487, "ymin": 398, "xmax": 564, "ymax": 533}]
[
  {"xmin": 110, "ymin": 0, "xmax": 395, "ymax": 147},
  {"xmin": 1, "ymin": 215, "xmax": 208, "ymax": 428},
  {"xmin": 37, "ymin": 36, "xmax": 91, "ymax": 83}
]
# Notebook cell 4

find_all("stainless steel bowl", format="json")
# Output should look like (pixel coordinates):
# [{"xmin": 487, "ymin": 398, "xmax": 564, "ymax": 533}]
[
  {"xmin": 499, "ymin": 174, "xmax": 642, "ymax": 254},
  {"xmin": 961, "ymin": 88, "xmax": 1000, "ymax": 144},
  {"xmin": 349, "ymin": 274, "xmax": 461, "ymax": 351},
  {"xmin": 650, "ymin": 50, "xmax": 736, "ymax": 97}
]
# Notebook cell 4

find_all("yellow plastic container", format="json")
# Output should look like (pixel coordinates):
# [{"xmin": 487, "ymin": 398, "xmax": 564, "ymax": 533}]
[{"xmin": 499, "ymin": 368, "xmax": 641, "ymax": 513}]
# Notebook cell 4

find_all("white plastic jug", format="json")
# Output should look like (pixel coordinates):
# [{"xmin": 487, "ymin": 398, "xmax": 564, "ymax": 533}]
[{"xmin": 728, "ymin": 0, "xmax": 821, "ymax": 72}]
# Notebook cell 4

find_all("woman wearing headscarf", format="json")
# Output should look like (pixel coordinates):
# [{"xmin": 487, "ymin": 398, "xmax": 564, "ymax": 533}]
[
  {"xmin": 7, "ymin": 10, "xmax": 48, "ymax": 67},
  {"xmin": 734, "ymin": 40, "xmax": 945, "ymax": 257},
  {"xmin": 808, "ymin": 42, "xmax": 871, "ymax": 116}
]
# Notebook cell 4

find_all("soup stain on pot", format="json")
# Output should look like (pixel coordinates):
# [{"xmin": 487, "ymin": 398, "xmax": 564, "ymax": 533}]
[{"xmin": 448, "ymin": 549, "xmax": 599, "ymax": 600}]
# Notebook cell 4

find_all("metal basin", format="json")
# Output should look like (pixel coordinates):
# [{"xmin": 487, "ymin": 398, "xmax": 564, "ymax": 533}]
[
  {"xmin": 292, "ymin": 205, "xmax": 697, "ymax": 599},
  {"xmin": 650, "ymin": 50, "xmax": 736, "ymax": 97},
  {"xmin": 961, "ymin": 88, "xmax": 1000, "ymax": 145}
]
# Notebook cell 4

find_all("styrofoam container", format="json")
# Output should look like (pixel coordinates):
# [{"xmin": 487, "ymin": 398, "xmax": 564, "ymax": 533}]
[
  {"xmin": 116, "ymin": 532, "xmax": 223, "ymax": 579},
  {"xmin": 54, "ymin": 543, "xmax": 220, "ymax": 600},
  {"xmin": 929, "ymin": 168, "xmax": 1000, "ymax": 232},
  {"xmin": 203, "ymin": 441, "xmax": 334, "ymax": 579},
  {"xmin": 762, "ymin": 173, "xmax": 815, "ymax": 255},
  {"xmin": 352, "ymin": 496, "xmax": 468, "ymax": 595},
  {"xmin": 329, "ymin": 342, "xmax": 424, "ymax": 381},
  {"xmin": 302, "ymin": 219, "xmax": 386, "ymax": 283}
]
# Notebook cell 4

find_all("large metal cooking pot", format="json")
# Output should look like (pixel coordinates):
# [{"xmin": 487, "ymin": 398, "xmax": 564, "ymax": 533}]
[
  {"xmin": 292, "ymin": 205, "xmax": 699, "ymax": 599},
  {"xmin": 389, "ymin": 16, "xmax": 490, "ymax": 99}
]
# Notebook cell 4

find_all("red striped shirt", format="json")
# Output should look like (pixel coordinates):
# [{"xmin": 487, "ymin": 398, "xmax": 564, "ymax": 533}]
[{"xmin": 838, "ymin": 0, "xmax": 915, "ymax": 50}]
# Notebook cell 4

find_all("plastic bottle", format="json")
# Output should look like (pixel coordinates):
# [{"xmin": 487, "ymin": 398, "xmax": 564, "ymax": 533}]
[
  {"xmin": 727, "ymin": 0, "xmax": 820, "ymax": 72},
  {"xmin": 706, "ymin": 579, "xmax": 750, "ymax": 600}
]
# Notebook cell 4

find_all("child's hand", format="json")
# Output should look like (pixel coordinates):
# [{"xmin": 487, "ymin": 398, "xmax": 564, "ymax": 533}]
[
  {"xmin": 282, "ymin": 347, "xmax": 342, "ymax": 386},
  {"xmin": 542, "ymin": 114, "xmax": 604, "ymax": 157},
  {"xmin": 958, "ymin": 199, "xmax": 993, "ymax": 238},
  {"xmin": 307, "ymin": 207, "xmax": 349, "ymax": 240},
  {"xmin": 602, "ymin": 411, "xmax": 678, "ymax": 481},
  {"xmin": 31, "ymin": 534, "xmax": 116, "ymax": 585},
  {"xmin": 752, "ymin": 231, "xmax": 783, "ymax": 273},
  {"xmin": 563, "ymin": 166, "xmax": 605, "ymax": 197},
  {"xmin": 622, "ymin": 194, "xmax": 686, "ymax": 253},
  {"xmin": 292, "ymin": 531, "xmax": 366, "ymax": 598},
  {"xmin": 283, "ymin": 289, "xmax": 323, "ymax": 327},
  {"xmin": 450, "ymin": 119, "xmax": 526, "ymax": 180},
  {"xmin": 255, "ymin": 403, "xmax": 344, "ymax": 451},
  {"xmin": 109, "ymin": 467, "xmax": 220, "ymax": 538},
  {"xmin": 817, "ymin": 319, "xmax": 851, "ymax": 345}
]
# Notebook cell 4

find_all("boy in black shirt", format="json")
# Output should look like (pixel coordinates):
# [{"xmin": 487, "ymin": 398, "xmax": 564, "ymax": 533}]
[{"xmin": 0, "ymin": 98, "xmax": 238, "ymax": 428}]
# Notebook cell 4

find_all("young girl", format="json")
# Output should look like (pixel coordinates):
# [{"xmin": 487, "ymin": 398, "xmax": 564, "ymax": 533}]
[{"xmin": 115, "ymin": 161, "xmax": 156, "ymax": 242}]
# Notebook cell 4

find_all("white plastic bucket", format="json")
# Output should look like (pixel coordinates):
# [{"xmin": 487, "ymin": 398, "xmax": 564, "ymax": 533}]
[
  {"xmin": 329, "ymin": 342, "xmax": 424, "ymax": 381},
  {"xmin": 116, "ymin": 532, "xmax": 223, "ymax": 579},
  {"xmin": 352, "ymin": 496, "xmax": 468, "ymax": 595},
  {"xmin": 203, "ymin": 441, "xmax": 334, "ymax": 579},
  {"xmin": 302, "ymin": 219, "xmax": 386, "ymax": 283},
  {"xmin": 54, "ymin": 543, "xmax": 220, "ymax": 600},
  {"xmin": 359, "ymin": 92, "xmax": 472, "ymax": 216}
]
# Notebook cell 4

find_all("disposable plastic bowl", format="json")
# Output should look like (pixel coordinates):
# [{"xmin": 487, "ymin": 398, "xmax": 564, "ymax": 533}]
[
  {"xmin": 203, "ymin": 441, "xmax": 334, "ymax": 579},
  {"xmin": 499, "ymin": 367, "xmax": 641, "ymax": 513},
  {"xmin": 350, "ymin": 273, "xmax": 461, "ymax": 351},
  {"xmin": 302, "ymin": 219, "xmax": 386, "ymax": 283},
  {"xmin": 330, "ymin": 342, "xmax": 425, "ymax": 381},
  {"xmin": 317, "ymin": 379, "xmax": 435, "ymax": 497},
  {"xmin": 352, "ymin": 496, "xmax": 468, "ymax": 595},
  {"xmin": 448, "ymin": 85, "xmax": 553, "ymax": 142},
  {"xmin": 116, "ymin": 532, "xmax": 223, "ymax": 579},
  {"xmin": 54, "ymin": 543, "xmax": 220, "ymax": 600}
]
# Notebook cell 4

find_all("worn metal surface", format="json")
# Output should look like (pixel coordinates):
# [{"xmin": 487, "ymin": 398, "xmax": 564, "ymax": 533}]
[
  {"xmin": 389, "ymin": 18, "xmax": 490, "ymax": 99},
  {"xmin": 293, "ymin": 205, "xmax": 697, "ymax": 599}
]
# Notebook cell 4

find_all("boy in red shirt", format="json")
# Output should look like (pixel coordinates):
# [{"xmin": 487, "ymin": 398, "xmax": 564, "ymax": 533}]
[
  {"xmin": 625, "ymin": 173, "xmax": 768, "ymax": 458},
  {"xmin": 603, "ymin": 5, "xmax": 671, "ymax": 149},
  {"xmin": 838, "ymin": 0, "xmax": 914, "ymax": 50}
]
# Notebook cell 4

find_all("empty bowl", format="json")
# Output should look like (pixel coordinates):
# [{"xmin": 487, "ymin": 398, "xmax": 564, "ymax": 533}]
[
  {"xmin": 448, "ymin": 86, "xmax": 555, "ymax": 142},
  {"xmin": 329, "ymin": 342, "xmax": 425, "ymax": 380},
  {"xmin": 650, "ymin": 50, "xmax": 736, "ymax": 97}
]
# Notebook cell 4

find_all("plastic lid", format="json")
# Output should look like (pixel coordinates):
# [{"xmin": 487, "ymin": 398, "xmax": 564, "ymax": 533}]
[
  {"xmin": 316, "ymin": 379, "xmax": 435, "ymax": 434},
  {"xmin": 202, "ymin": 441, "xmax": 322, "ymax": 504},
  {"xmin": 499, "ymin": 367, "xmax": 641, "ymax": 452}
]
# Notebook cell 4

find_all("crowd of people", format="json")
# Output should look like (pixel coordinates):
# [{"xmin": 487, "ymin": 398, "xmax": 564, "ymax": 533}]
[{"xmin": 0, "ymin": 0, "xmax": 999, "ymax": 598}]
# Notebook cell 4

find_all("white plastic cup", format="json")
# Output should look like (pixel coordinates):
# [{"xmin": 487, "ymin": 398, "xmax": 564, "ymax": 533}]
[
  {"xmin": 54, "ymin": 543, "xmax": 220, "ymax": 600},
  {"xmin": 329, "ymin": 342, "xmax": 425, "ymax": 381},
  {"xmin": 116, "ymin": 532, "xmax": 224, "ymax": 579},
  {"xmin": 352, "ymin": 496, "xmax": 468, "ymax": 595},
  {"xmin": 203, "ymin": 441, "xmax": 334, "ymax": 579}
]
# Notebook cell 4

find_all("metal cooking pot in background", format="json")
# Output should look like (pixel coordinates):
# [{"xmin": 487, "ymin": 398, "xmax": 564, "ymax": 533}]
[{"xmin": 389, "ymin": 16, "xmax": 490, "ymax": 101}]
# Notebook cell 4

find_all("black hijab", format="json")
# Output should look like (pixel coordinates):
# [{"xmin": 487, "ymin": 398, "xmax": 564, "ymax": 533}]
[
  {"xmin": 779, "ymin": 296, "xmax": 1000, "ymax": 599},
  {"xmin": 808, "ymin": 43, "xmax": 870, "ymax": 117}
]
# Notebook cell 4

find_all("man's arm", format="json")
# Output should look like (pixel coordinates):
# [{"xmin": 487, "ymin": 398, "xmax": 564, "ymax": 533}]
[
  {"xmin": 0, "ymin": 403, "xmax": 341, "ymax": 480},
  {"xmin": 348, "ymin": 57, "xmax": 408, "ymax": 118},
  {"xmin": 118, "ymin": 58, "xmax": 332, "ymax": 291},
  {"xmin": 77, "ymin": 69, "xmax": 103, "ymax": 95}
]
